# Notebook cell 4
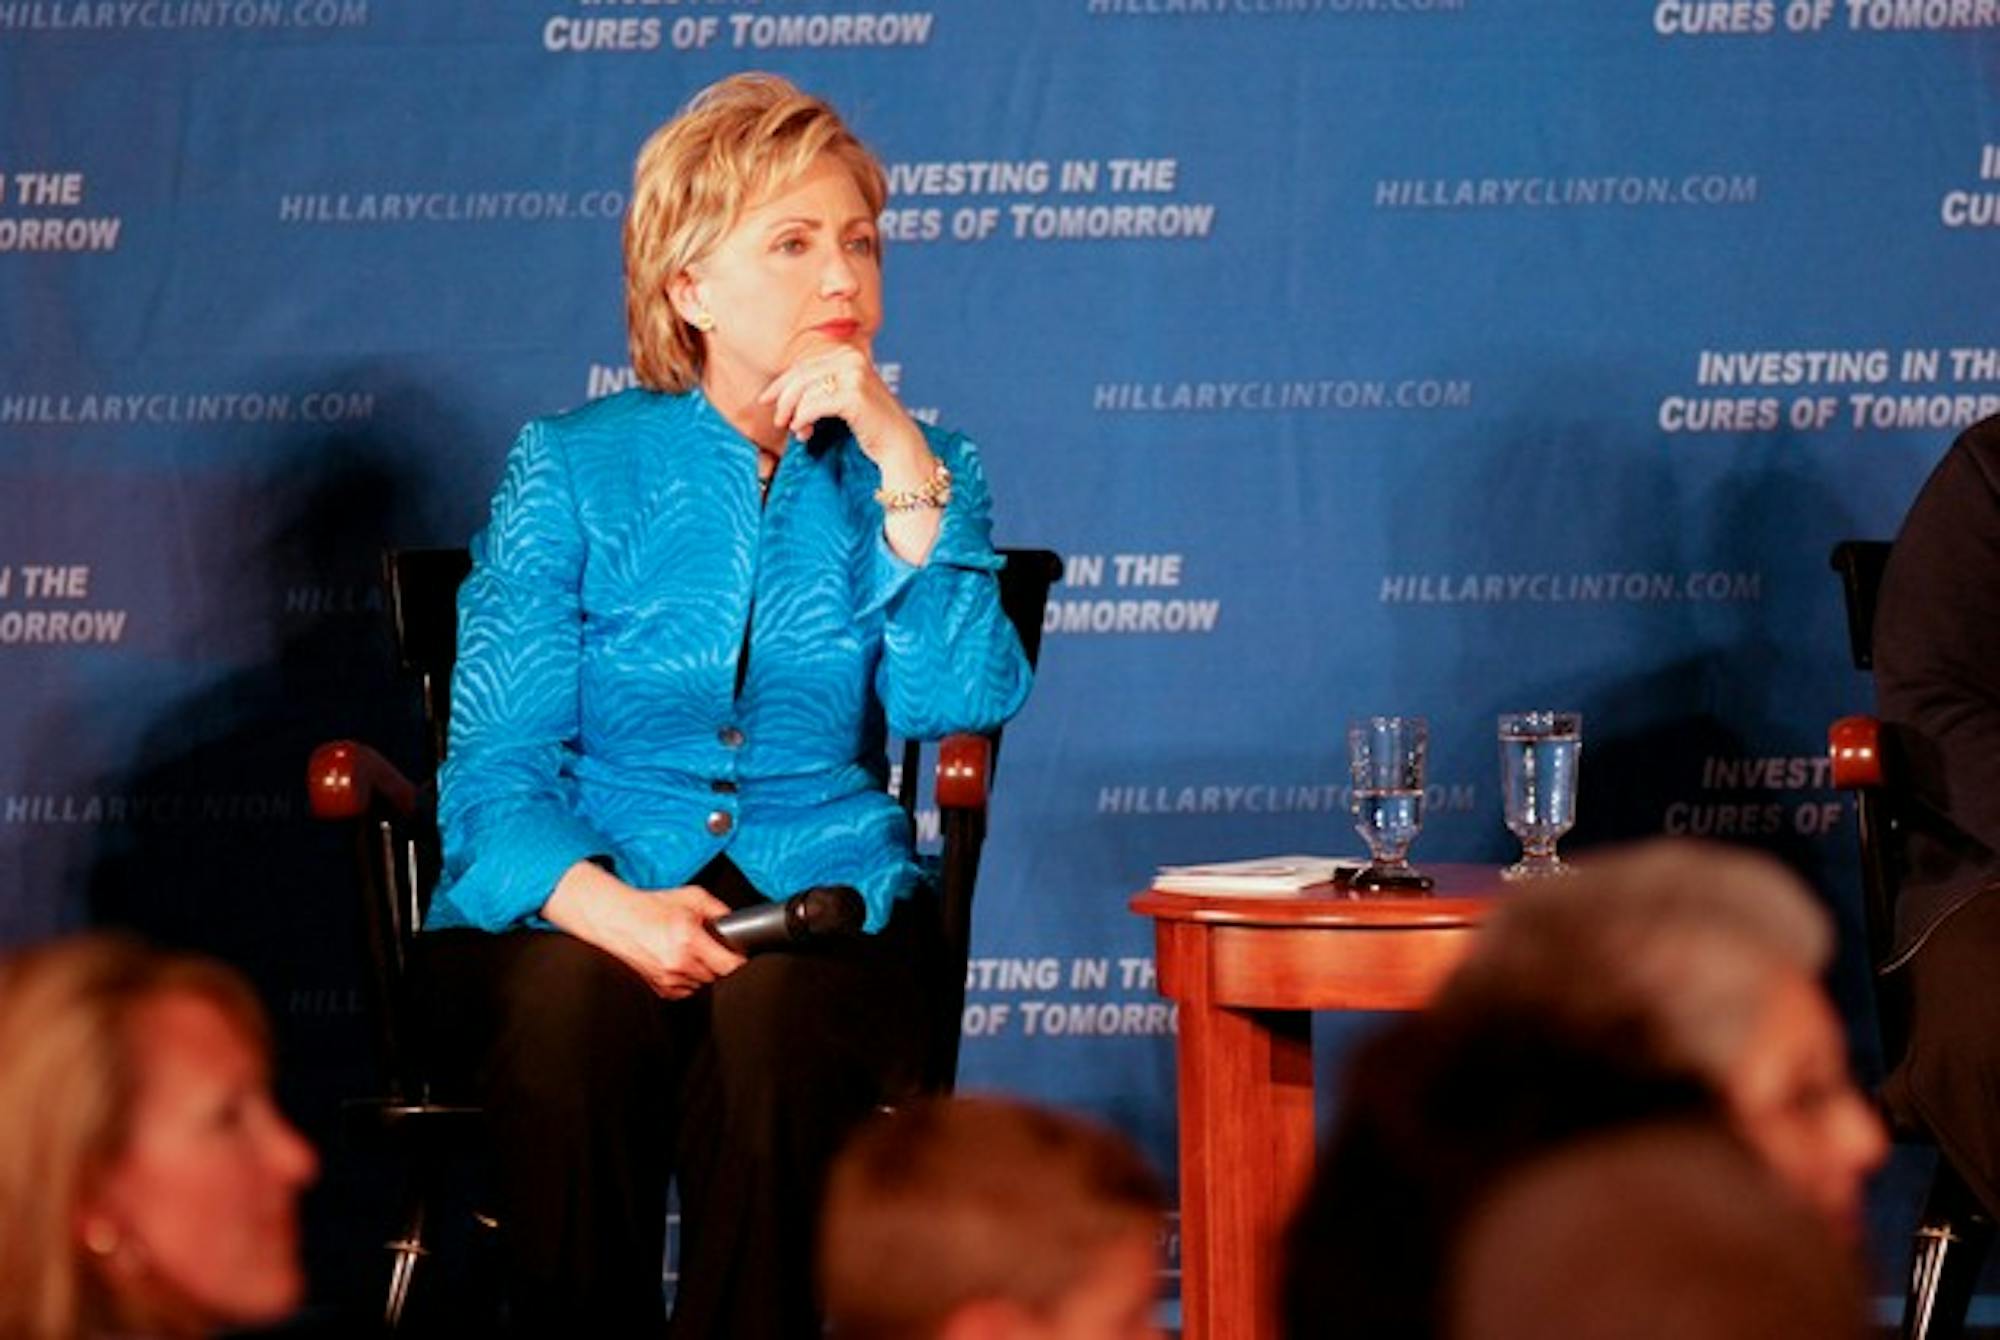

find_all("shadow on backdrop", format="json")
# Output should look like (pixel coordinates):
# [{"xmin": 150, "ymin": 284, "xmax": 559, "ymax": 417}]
[{"xmin": 63, "ymin": 393, "xmax": 472, "ymax": 1330}]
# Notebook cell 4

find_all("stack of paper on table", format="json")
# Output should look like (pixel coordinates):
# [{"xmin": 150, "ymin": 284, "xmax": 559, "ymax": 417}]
[{"xmin": 1151, "ymin": 855, "xmax": 1365, "ymax": 896}]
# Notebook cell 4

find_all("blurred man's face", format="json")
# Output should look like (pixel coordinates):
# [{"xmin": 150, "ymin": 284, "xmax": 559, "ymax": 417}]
[{"xmin": 1721, "ymin": 967, "xmax": 1888, "ymax": 1240}]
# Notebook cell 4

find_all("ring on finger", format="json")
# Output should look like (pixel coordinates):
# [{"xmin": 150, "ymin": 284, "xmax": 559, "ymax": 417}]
[{"xmin": 818, "ymin": 373, "xmax": 837, "ymax": 397}]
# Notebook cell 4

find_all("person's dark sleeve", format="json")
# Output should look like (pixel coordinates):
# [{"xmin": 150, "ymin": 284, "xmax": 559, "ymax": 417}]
[{"xmin": 1875, "ymin": 420, "xmax": 2000, "ymax": 856}]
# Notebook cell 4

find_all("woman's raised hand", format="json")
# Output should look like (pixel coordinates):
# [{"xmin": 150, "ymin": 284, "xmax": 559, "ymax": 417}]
[
  {"xmin": 754, "ymin": 341, "xmax": 943, "ymax": 565},
  {"xmin": 757, "ymin": 344, "xmax": 928, "ymax": 470}
]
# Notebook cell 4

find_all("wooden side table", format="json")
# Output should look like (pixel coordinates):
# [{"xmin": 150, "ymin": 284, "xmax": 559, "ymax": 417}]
[{"xmin": 1130, "ymin": 864, "xmax": 1506, "ymax": 1340}]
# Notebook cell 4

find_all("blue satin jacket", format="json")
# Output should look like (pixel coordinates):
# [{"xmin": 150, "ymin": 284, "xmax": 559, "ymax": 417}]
[{"xmin": 427, "ymin": 388, "xmax": 1033, "ymax": 934}]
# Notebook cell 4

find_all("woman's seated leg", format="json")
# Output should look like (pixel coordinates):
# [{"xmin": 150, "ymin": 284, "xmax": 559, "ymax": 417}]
[
  {"xmin": 426, "ymin": 928, "xmax": 681, "ymax": 1337},
  {"xmin": 666, "ymin": 904, "xmax": 928, "ymax": 1340}
]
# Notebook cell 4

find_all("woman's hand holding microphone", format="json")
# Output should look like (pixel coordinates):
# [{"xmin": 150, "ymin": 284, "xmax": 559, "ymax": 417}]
[{"xmin": 543, "ymin": 859, "xmax": 746, "ymax": 999}]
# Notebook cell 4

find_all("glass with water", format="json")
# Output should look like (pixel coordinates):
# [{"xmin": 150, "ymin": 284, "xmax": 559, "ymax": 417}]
[
  {"xmin": 1347, "ymin": 715, "xmax": 1434, "ymax": 891},
  {"xmin": 1498, "ymin": 711, "xmax": 1582, "ymax": 878}
]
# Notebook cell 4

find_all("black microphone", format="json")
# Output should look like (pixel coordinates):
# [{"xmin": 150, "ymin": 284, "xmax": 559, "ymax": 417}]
[{"xmin": 706, "ymin": 885, "xmax": 865, "ymax": 955}]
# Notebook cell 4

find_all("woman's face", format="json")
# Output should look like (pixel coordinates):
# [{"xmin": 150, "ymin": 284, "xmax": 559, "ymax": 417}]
[
  {"xmin": 1719, "ymin": 968, "xmax": 1887, "ymax": 1239},
  {"xmin": 82, "ymin": 991, "xmax": 318, "ymax": 1332},
  {"xmin": 678, "ymin": 154, "xmax": 882, "ymax": 390}
]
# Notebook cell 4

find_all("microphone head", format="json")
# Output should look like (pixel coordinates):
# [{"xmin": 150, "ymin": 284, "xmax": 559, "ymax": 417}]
[{"xmin": 791, "ymin": 885, "xmax": 865, "ymax": 938}]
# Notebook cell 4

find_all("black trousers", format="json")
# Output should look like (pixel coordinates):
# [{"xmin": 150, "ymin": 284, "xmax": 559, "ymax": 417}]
[{"xmin": 424, "ymin": 857, "xmax": 928, "ymax": 1339}]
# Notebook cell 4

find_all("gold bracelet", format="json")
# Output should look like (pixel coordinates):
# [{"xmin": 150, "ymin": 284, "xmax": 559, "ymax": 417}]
[{"xmin": 874, "ymin": 458, "xmax": 953, "ymax": 513}]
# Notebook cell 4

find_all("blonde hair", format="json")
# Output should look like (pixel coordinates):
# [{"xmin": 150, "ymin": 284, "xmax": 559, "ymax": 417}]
[
  {"xmin": 819, "ymin": 1096, "xmax": 1164, "ymax": 1340},
  {"xmin": 624, "ymin": 72, "xmax": 888, "ymax": 393},
  {"xmin": 0, "ymin": 934, "xmax": 270, "ymax": 1340}
]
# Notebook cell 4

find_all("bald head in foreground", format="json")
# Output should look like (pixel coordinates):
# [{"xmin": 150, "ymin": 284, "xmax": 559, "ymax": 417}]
[
  {"xmin": 1448, "ymin": 1122, "xmax": 1867, "ymax": 1340},
  {"xmin": 820, "ymin": 1095, "xmax": 1166, "ymax": 1340}
]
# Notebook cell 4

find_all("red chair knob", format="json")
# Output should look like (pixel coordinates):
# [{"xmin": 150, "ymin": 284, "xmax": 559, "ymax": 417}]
[
  {"xmin": 1829, "ymin": 716, "xmax": 1883, "ymax": 790},
  {"xmin": 936, "ymin": 734, "xmax": 991, "ymax": 810},
  {"xmin": 307, "ymin": 740, "xmax": 418, "ymax": 820}
]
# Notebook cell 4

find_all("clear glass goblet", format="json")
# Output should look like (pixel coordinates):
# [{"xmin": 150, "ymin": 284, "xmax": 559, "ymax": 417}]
[
  {"xmin": 1348, "ymin": 715, "xmax": 1434, "ymax": 892},
  {"xmin": 1498, "ymin": 710, "xmax": 1582, "ymax": 879}
]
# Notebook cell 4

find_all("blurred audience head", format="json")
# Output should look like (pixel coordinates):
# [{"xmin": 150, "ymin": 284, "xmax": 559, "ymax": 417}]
[
  {"xmin": 819, "ymin": 1094, "xmax": 1165, "ymax": 1340},
  {"xmin": 1283, "ymin": 839, "xmax": 1883, "ymax": 1339},
  {"xmin": 1442, "ymin": 838, "xmax": 1886, "ymax": 1234},
  {"xmin": 0, "ymin": 933, "xmax": 317, "ymax": 1340},
  {"xmin": 1446, "ymin": 1122, "xmax": 1868, "ymax": 1340},
  {"xmin": 1284, "ymin": 994, "xmax": 1719, "ymax": 1337}
]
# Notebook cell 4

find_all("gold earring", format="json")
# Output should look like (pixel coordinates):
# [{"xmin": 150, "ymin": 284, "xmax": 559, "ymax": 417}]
[{"xmin": 690, "ymin": 311, "xmax": 716, "ymax": 333}]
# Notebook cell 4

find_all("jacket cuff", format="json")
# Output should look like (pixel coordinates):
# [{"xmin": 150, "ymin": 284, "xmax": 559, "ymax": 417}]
[
  {"xmin": 859, "ymin": 508, "xmax": 1004, "ymax": 619},
  {"xmin": 467, "ymin": 813, "xmax": 612, "ymax": 930}
]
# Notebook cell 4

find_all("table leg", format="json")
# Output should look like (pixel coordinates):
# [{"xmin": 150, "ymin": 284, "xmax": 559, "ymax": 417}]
[{"xmin": 1174, "ymin": 997, "xmax": 1315, "ymax": 1340}]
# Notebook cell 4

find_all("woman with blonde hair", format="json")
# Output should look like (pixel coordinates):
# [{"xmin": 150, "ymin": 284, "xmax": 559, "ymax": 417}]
[
  {"xmin": 423, "ymin": 72, "xmax": 1032, "ymax": 1336},
  {"xmin": 0, "ymin": 934, "xmax": 317, "ymax": 1340}
]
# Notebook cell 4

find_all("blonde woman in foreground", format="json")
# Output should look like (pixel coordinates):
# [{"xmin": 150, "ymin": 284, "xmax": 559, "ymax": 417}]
[{"xmin": 0, "ymin": 934, "xmax": 316, "ymax": 1340}]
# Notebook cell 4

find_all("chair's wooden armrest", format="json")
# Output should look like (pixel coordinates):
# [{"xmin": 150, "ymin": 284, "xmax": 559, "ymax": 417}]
[
  {"xmin": 307, "ymin": 740, "xmax": 419, "ymax": 821},
  {"xmin": 1829, "ymin": 715, "xmax": 1883, "ymax": 790},
  {"xmin": 935, "ymin": 733, "xmax": 991, "ymax": 811}
]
